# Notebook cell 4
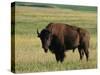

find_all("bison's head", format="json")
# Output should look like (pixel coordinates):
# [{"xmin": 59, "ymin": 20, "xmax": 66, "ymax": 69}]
[{"xmin": 37, "ymin": 29, "xmax": 52, "ymax": 53}]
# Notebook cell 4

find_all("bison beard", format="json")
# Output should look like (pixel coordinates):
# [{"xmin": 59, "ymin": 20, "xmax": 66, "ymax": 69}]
[{"xmin": 37, "ymin": 23, "xmax": 90, "ymax": 62}]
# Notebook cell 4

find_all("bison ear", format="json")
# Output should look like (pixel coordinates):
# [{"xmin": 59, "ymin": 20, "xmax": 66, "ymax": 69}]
[{"xmin": 37, "ymin": 29, "xmax": 40, "ymax": 37}]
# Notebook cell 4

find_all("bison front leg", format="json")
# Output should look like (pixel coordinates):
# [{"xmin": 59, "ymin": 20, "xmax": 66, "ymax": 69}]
[
  {"xmin": 59, "ymin": 52, "xmax": 65, "ymax": 63},
  {"xmin": 73, "ymin": 48, "xmax": 76, "ymax": 53},
  {"xmin": 55, "ymin": 52, "xmax": 65, "ymax": 63},
  {"xmin": 55, "ymin": 53, "xmax": 60, "ymax": 62}
]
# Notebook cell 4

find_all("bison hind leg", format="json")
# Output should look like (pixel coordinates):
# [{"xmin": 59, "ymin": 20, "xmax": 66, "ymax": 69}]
[
  {"xmin": 83, "ymin": 48, "xmax": 89, "ymax": 61},
  {"xmin": 78, "ymin": 47, "xmax": 84, "ymax": 61}
]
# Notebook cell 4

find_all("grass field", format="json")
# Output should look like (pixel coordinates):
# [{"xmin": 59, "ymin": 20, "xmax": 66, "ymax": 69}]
[{"xmin": 12, "ymin": 2, "xmax": 97, "ymax": 73}]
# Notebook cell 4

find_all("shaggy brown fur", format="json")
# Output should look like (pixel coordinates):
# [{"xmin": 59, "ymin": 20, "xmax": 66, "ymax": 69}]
[{"xmin": 37, "ymin": 23, "xmax": 90, "ymax": 62}]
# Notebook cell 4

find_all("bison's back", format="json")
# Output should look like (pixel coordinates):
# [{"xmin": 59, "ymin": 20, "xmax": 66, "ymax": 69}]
[{"xmin": 46, "ymin": 23, "xmax": 80, "ymax": 50}]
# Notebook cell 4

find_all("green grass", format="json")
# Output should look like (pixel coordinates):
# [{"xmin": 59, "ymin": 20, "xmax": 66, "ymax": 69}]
[
  {"xmin": 15, "ymin": 2, "xmax": 97, "ymax": 12},
  {"xmin": 12, "ymin": 3, "xmax": 97, "ymax": 73}
]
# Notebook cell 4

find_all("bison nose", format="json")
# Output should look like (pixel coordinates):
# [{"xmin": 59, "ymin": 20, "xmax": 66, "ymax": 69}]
[
  {"xmin": 42, "ymin": 45, "xmax": 46, "ymax": 49},
  {"xmin": 42, "ymin": 46, "xmax": 48, "ymax": 53}
]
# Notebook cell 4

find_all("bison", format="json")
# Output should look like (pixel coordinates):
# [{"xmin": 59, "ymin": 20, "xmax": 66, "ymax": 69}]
[{"xmin": 37, "ymin": 23, "xmax": 90, "ymax": 62}]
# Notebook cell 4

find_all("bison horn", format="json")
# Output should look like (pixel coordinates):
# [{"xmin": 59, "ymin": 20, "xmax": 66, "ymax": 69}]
[{"xmin": 37, "ymin": 29, "xmax": 40, "ymax": 37}]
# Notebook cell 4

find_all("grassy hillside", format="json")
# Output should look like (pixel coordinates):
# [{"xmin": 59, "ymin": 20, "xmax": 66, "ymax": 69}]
[
  {"xmin": 15, "ymin": 2, "xmax": 97, "ymax": 12},
  {"xmin": 11, "ymin": 2, "xmax": 97, "ymax": 73}
]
